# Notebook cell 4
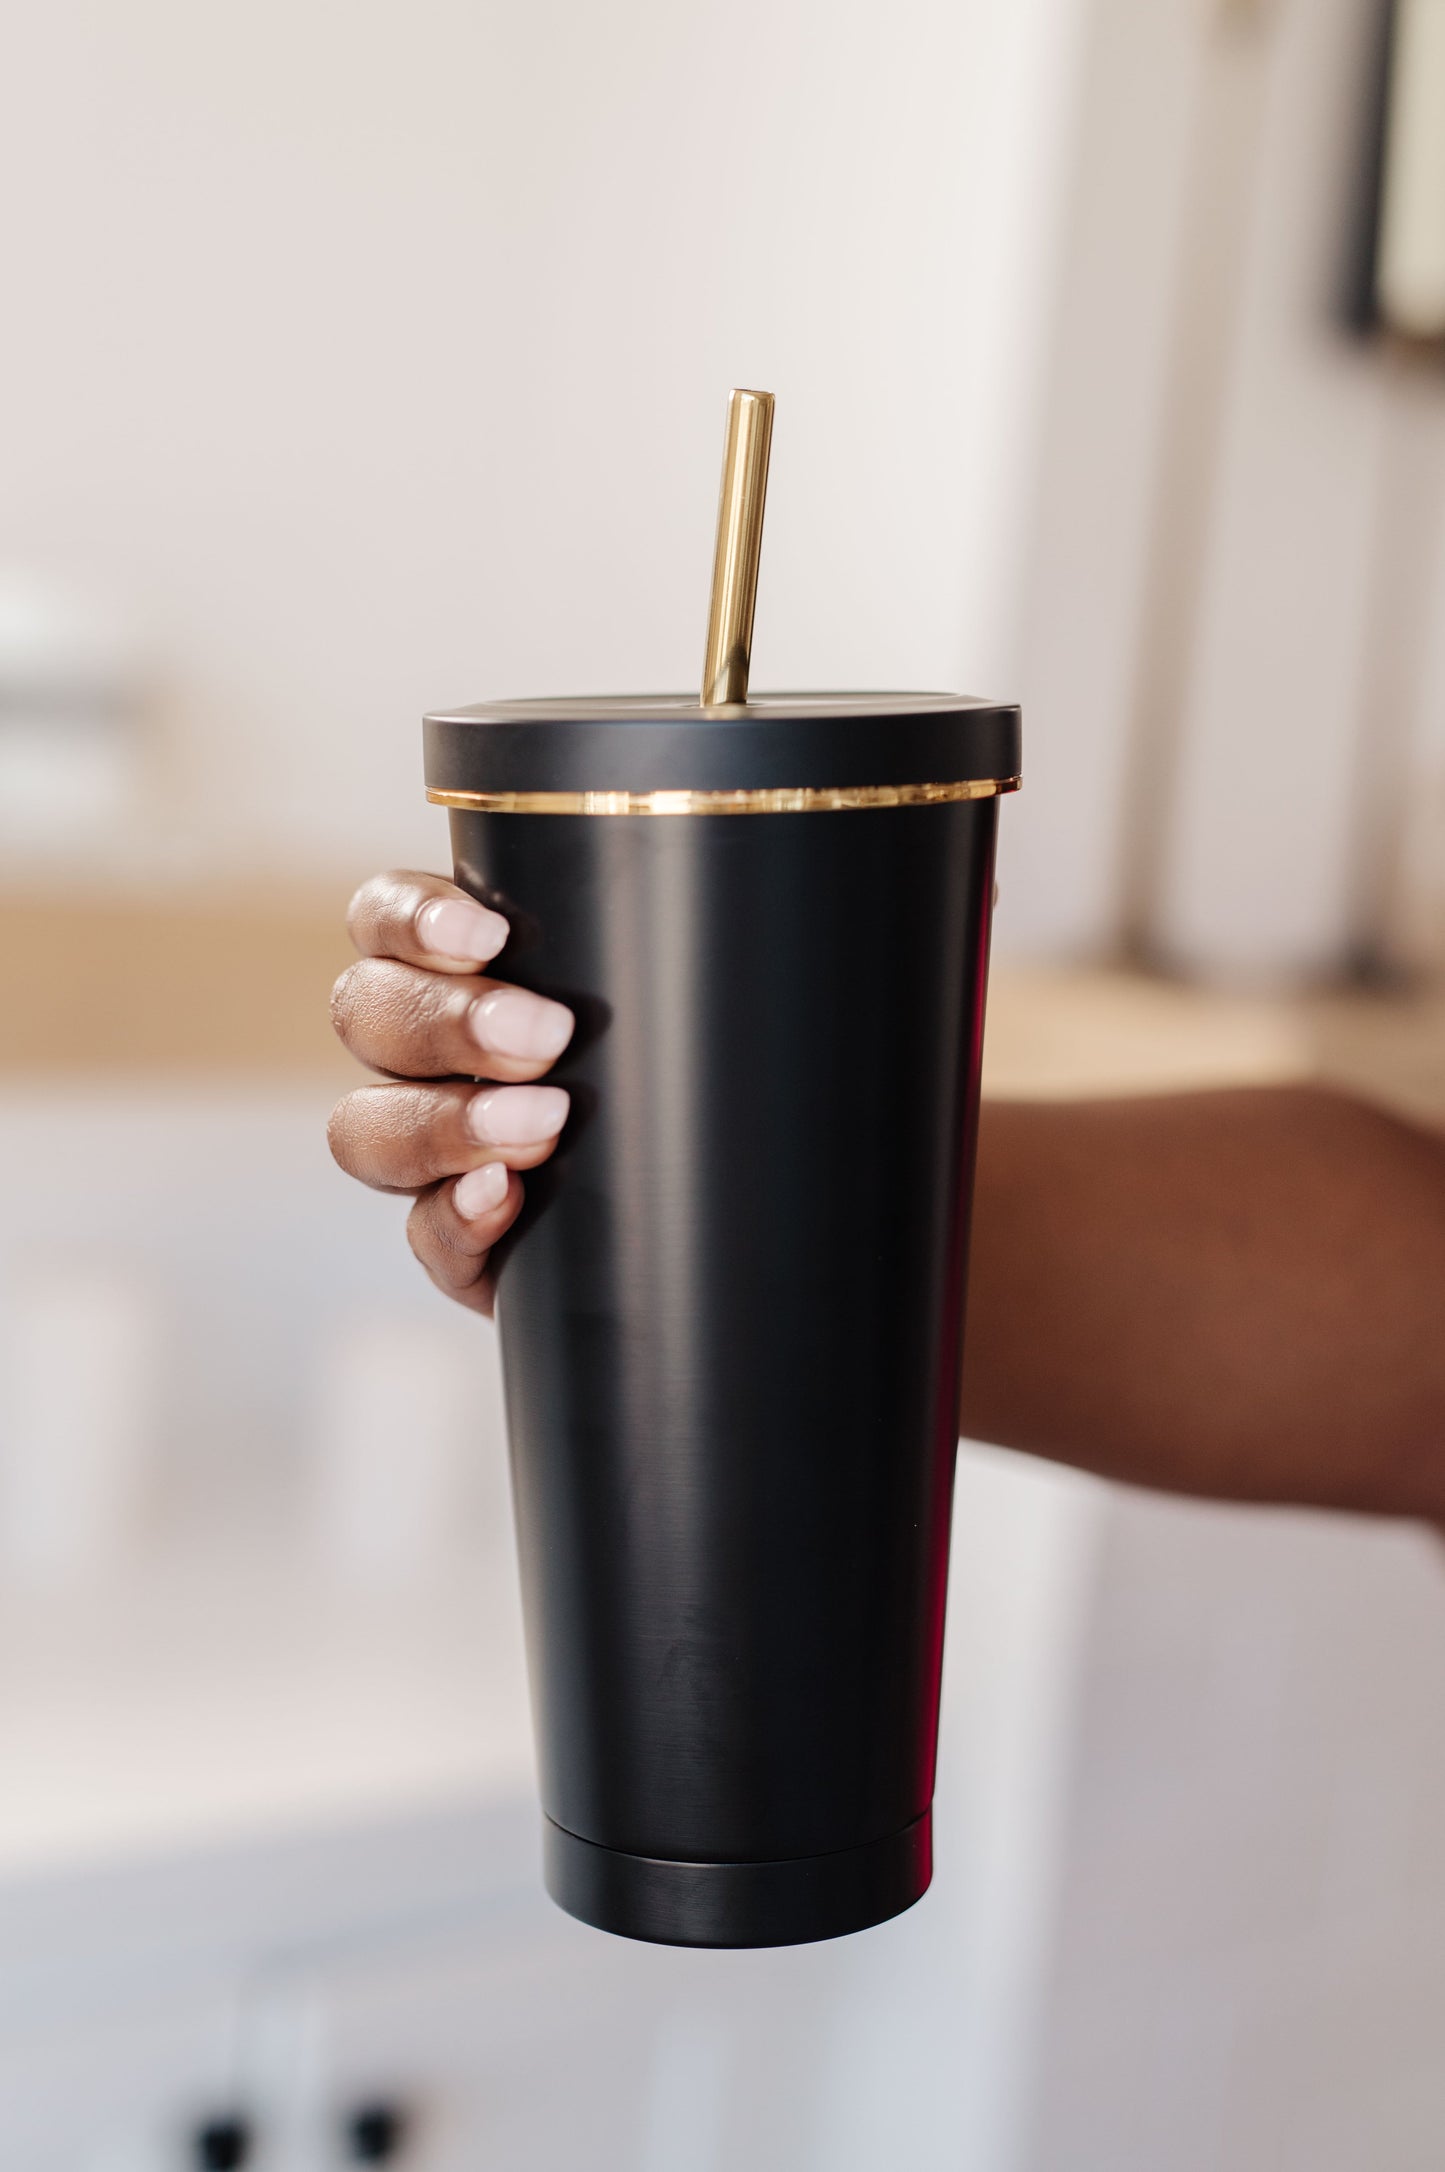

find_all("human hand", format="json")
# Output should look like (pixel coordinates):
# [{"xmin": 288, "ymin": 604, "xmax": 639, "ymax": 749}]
[{"xmin": 327, "ymin": 871, "xmax": 574, "ymax": 1315}]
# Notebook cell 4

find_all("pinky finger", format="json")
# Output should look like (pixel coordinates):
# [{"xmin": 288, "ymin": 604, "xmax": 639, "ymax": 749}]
[{"xmin": 406, "ymin": 1163, "xmax": 524, "ymax": 1315}]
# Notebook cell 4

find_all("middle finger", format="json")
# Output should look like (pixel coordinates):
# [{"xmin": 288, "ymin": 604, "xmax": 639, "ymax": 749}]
[{"xmin": 330, "ymin": 957, "xmax": 575, "ymax": 1081}]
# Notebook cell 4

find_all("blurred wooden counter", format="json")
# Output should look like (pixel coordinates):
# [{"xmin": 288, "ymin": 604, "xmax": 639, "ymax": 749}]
[
  {"xmin": 4, "ymin": 889, "xmax": 1445, "ymax": 1119},
  {"xmin": 983, "ymin": 964, "xmax": 1445, "ymax": 1121},
  {"xmin": 0, "ymin": 887, "xmax": 358, "ymax": 1079}
]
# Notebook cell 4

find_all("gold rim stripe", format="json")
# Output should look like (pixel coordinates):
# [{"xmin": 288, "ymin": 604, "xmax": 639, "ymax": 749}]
[{"xmin": 426, "ymin": 778, "xmax": 1019, "ymax": 816}]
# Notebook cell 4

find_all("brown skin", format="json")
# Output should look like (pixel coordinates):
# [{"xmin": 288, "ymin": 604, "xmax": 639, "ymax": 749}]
[
  {"xmin": 329, "ymin": 873, "xmax": 1445, "ymax": 1524},
  {"xmin": 964, "ymin": 1093, "xmax": 1445, "ymax": 1522}
]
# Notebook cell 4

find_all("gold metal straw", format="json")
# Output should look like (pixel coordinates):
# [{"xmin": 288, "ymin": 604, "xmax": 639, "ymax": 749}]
[{"xmin": 701, "ymin": 388, "xmax": 775, "ymax": 707}]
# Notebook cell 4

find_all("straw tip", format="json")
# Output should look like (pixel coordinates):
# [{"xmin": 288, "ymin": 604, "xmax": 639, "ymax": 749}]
[{"xmin": 701, "ymin": 388, "xmax": 776, "ymax": 709}]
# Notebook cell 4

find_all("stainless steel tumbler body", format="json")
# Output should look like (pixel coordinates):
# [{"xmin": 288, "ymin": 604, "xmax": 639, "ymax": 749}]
[{"xmin": 424, "ymin": 692, "xmax": 1020, "ymax": 1947}]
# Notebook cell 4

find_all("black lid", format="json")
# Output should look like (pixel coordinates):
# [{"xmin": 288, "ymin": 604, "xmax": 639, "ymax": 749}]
[{"xmin": 424, "ymin": 692, "xmax": 1020, "ymax": 798}]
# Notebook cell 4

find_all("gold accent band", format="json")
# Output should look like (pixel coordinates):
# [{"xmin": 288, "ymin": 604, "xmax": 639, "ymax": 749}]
[{"xmin": 426, "ymin": 777, "xmax": 1019, "ymax": 816}]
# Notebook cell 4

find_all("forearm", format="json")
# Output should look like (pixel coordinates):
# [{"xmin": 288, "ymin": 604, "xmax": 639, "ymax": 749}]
[{"xmin": 961, "ymin": 1086, "xmax": 1445, "ymax": 1520}]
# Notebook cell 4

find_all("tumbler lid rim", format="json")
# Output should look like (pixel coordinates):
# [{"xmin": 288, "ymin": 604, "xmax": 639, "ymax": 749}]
[
  {"xmin": 424, "ymin": 691, "xmax": 1021, "ymax": 797},
  {"xmin": 426, "ymin": 690, "xmax": 1001, "ymax": 726}
]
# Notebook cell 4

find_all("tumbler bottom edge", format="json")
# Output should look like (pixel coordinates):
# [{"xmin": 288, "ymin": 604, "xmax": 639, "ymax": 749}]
[{"xmin": 542, "ymin": 1810, "xmax": 932, "ymax": 1949}]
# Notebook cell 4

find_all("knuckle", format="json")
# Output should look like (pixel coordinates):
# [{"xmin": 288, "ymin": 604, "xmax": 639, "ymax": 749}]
[
  {"xmin": 405, "ymin": 1195, "xmax": 450, "ymax": 1276},
  {"xmin": 325, "ymin": 1092, "xmax": 359, "ymax": 1172},
  {"xmin": 345, "ymin": 869, "xmax": 408, "ymax": 944},
  {"xmin": 329, "ymin": 957, "xmax": 464, "ymax": 1077},
  {"xmin": 404, "ymin": 970, "xmax": 474, "ymax": 1073},
  {"xmin": 343, "ymin": 876, "xmax": 388, "ymax": 955},
  {"xmin": 404, "ymin": 1198, "xmax": 432, "ymax": 1266},
  {"xmin": 328, "ymin": 960, "xmax": 365, "ymax": 1044},
  {"xmin": 379, "ymin": 975, "xmax": 439, "ymax": 1072},
  {"xmin": 347, "ymin": 869, "xmax": 442, "ymax": 959},
  {"xmin": 407, "ymin": 1190, "xmax": 486, "ymax": 1288},
  {"xmin": 330, "ymin": 1080, "xmax": 450, "ymax": 1189}
]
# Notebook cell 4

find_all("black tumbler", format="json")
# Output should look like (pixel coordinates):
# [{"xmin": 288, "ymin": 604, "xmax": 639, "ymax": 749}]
[{"xmin": 424, "ymin": 691, "xmax": 1020, "ymax": 1947}]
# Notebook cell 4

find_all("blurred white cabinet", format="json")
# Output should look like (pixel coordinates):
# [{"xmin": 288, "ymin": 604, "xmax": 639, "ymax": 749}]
[
  {"xmin": 0, "ymin": 1999, "xmax": 237, "ymax": 2172},
  {"xmin": 0, "ymin": 1801, "xmax": 552, "ymax": 2172},
  {"xmin": 0, "ymin": 1798, "xmax": 857, "ymax": 2172}
]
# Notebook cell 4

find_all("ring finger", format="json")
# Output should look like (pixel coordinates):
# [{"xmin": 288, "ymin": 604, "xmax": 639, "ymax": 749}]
[{"xmin": 327, "ymin": 1077, "xmax": 570, "ymax": 1193}]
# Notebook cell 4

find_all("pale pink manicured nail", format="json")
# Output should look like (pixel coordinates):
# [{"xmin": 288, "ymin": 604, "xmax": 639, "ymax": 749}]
[
  {"xmin": 454, "ymin": 1161, "xmax": 511, "ymax": 1219},
  {"xmin": 417, "ymin": 895, "xmax": 509, "ymax": 964},
  {"xmin": 467, "ymin": 1085, "xmax": 570, "ymax": 1146},
  {"xmin": 470, "ymin": 987, "xmax": 575, "ymax": 1063}
]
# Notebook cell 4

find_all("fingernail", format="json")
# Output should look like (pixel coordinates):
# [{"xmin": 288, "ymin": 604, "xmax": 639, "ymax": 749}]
[
  {"xmin": 468, "ymin": 1085, "xmax": 570, "ymax": 1146},
  {"xmin": 455, "ymin": 1161, "xmax": 511, "ymax": 1219},
  {"xmin": 470, "ymin": 987, "xmax": 575, "ymax": 1063},
  {"xmin": 417, "ymin": 896, "xmax": 509, "ymax": 964}
]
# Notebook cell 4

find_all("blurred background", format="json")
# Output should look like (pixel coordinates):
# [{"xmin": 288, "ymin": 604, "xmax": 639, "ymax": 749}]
[{"xmin": 5, "ymin": 0, "xmax": 1445, "ymax": 2164}]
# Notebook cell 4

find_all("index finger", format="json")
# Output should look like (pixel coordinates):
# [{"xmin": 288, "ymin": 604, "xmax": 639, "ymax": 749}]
[{"xmin": 346, "ymin": 869, "xmax": 511, "ymax": 974}]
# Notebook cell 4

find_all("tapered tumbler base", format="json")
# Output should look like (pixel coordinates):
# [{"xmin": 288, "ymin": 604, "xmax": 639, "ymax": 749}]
[{"xmin": 542, "ymin": 1811, "xmax": 933, "ymax": 1949}]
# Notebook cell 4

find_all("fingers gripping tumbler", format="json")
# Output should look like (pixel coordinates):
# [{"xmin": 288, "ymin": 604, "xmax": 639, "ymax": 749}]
[{"xmin": 423, "ymin": 394, "xmax": 1020, "ymax": 1947}]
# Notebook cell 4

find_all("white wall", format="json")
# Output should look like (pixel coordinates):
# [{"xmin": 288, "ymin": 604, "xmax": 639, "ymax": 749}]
[
  {"xmin": 999, "ymin": 0, "xmax": 1209, "ymax": 959},
  {"xmin": 1005, "ymin": 0, "xmax": 1445, "ymax": 980},
  {"xmin": 8, "ymin": 0, "xmax": 1442, "ymax": 970},
  {"xmin": 1157, "ymin": 0, "xmax": 1400, "ymax": 981},
  {"xmin": 1, "ymin": 0, "xmax": 1085, "ymax": 885}
]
